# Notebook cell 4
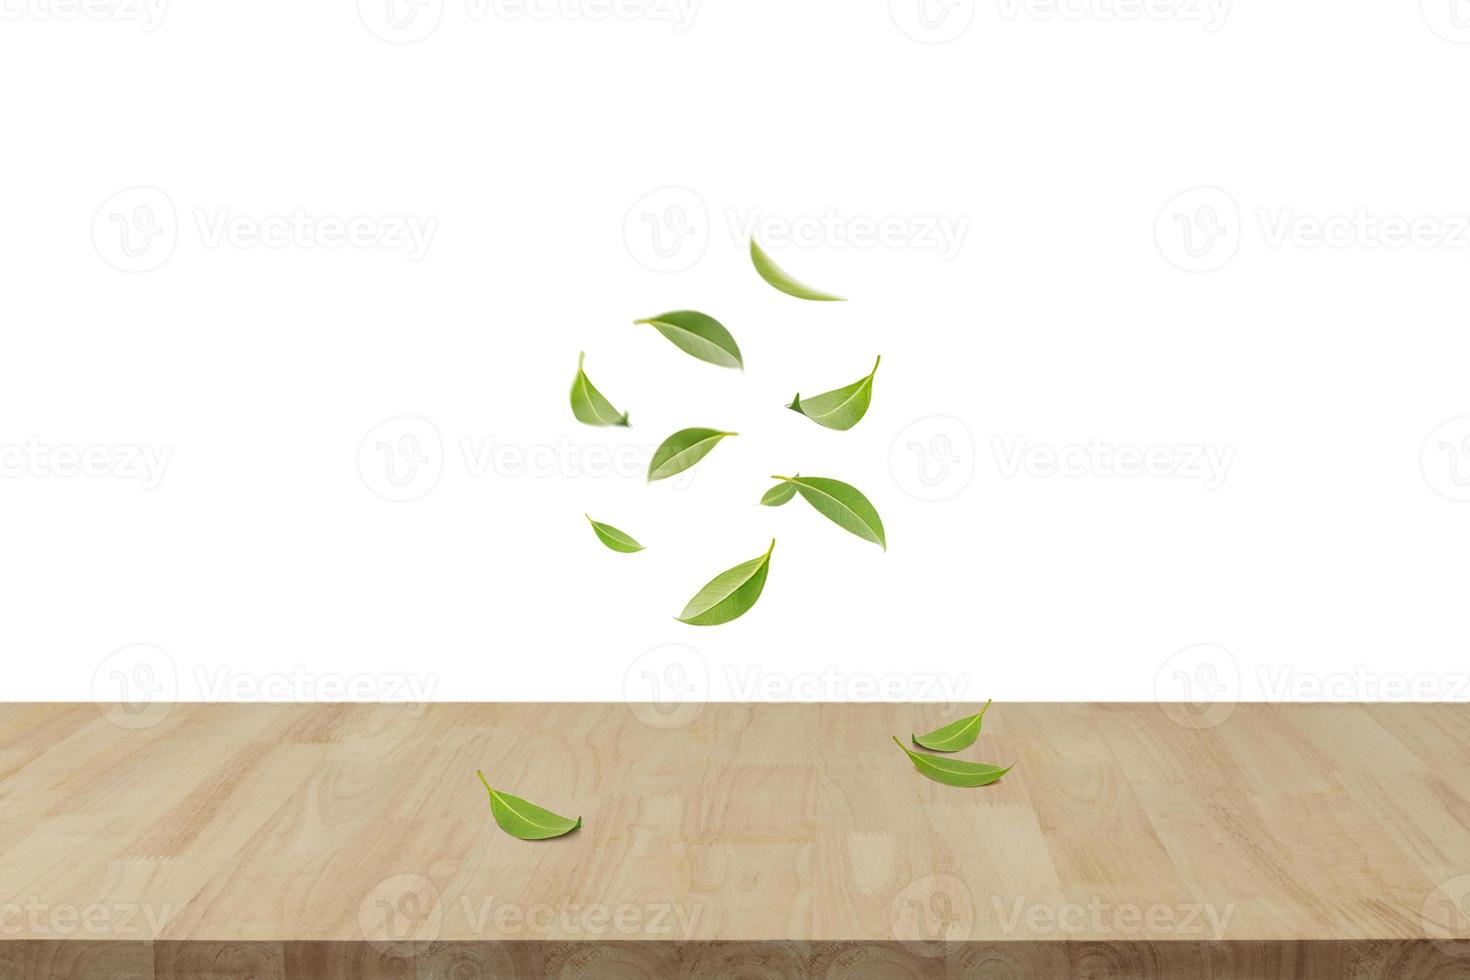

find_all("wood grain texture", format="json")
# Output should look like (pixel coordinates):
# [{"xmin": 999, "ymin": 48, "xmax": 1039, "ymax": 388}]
[{"xmin": 1, "ymin": 703, "xmax": 1468, "ymax": 979}]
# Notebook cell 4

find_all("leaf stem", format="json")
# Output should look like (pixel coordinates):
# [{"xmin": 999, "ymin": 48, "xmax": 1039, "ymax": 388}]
[
  {"xmin": 871, "ymin": 354, "xmax": 882, "ymax": 376},
  {"xmin": 765, "ymin": 538, "xmax": 776, "ymax": 558},
  {"xmin": 476, "ymin": 769, "xmax": 492, "ymax": 795}
]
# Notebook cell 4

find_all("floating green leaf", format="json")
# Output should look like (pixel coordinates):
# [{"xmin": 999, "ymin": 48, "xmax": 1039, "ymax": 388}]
[
  {"xmin": 585, "ymin": 515, "xmax": 644, "ymax": 553},
  {"xmin": 634, "ymin": 311, "xmax": 743, "ymax": 369},
  {"xmin": 892, "ymin": 738, "xmax": 1011, "ymax": 788},
  {"xmin": 789, "ymin": 356, "xmax": 880, "ymax": 431},
  {"xmin": 477, "ymin": 771, "xmax": 581, "ymax": 840},
  {"xmin": 759, "ymin": 475, "xmax": 799, "ymax": 507},
  {"xmin": 750, "ymin": 237, "xmax": 846, "ymax": 302},
  {"xmin": 569, "ymin": 352, "xmax": 629, "ymax": 427},
  {"xmin": 768, "ymin": 475, "xmax": 886, "ymax": 550},
  {"xmin": 649, "ymin": 428, "xmax": 736, "ymax": 483},
  {"xmin": 912, "ymin": 701, "xmax": 992, "ymax": 752},
  {"xmin": 676, "ymin": 540, "xmax": 774, "ymax": 626}
]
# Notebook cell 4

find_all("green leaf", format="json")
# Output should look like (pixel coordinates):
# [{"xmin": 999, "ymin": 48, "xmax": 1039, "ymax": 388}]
[
  {"xmin": 477, "ymin": 771, "xmax": 581, "ymax": 840},
  {"xmin": 759, "ymin": 475, "xmax": 799, "ymax": 507},
  {"xmin": 585, "ymin": 515, "xmax": 644, "ymax": 553},
  {"xmin": 676, "ymin": 540, "xmax": 774, "ymax": 626},
  {"xmin": 912, "ymin": 701, "xmax": 992, "ymax": 752},
  {"xmin": 788, "ymin": 356, "xmax": 880, "ymax": 431},
  {"xmin": 769, "ymin": 475, "xmax": 886, "ymax": 550},
  {"xmin": 648, "ymin": 428, "xmax": 737, "ymax": 483},
  {"xmin": 892, "ymin": 738, "xmax": 1012, "ymax": 788},
  {"xmin": 634, "ymin": 311, "xmax": 743, "ymax": 369},
  {"xmin": 569, "ymin": 352, "xmax": 630, "ymax": 427},
  {"xmin": 749, "ymin": 237, "xmax": 846, "ymax": 302}
]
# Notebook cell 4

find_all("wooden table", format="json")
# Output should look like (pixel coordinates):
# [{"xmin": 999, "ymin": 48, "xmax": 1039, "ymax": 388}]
[{"xmin": 1, "ymin": 702, "xmax": 1467, "ymax": 978}]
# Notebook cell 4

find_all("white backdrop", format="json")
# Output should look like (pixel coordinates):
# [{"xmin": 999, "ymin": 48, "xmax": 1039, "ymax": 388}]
[{"xmin": 3, "ymin": 0, "xmax": 1470, "ymax": 711}]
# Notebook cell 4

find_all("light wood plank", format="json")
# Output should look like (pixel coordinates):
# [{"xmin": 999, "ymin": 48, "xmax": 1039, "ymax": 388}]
[{"xmin": 0, "ymin": 703, "xmax": 1467, "ymax": 978}]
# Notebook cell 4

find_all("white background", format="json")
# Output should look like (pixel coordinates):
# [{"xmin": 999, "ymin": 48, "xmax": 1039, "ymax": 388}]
[{"xmin": 3, "ymin": 0, "xmax": 1470, "ymax": 710}]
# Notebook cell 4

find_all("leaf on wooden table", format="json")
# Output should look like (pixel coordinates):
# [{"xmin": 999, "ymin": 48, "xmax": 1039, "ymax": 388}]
[
  {"xmin": 569, "ymin": 352, "xmax": 630, "ymax": 427},
  {"xmin": 788, "ymin": 356, "xmax": 880, "ymax": 431},
  {"xmin": 649, "ymin": 428, "xmax": 737, "ymax": 482},
  {"xmin": 634, "ymin": 311, "xmax": 743, "ymax": 369},
  {"xmin": 892, "ymin": 738, "xmax": 1011, "ymax": 788},
  {"xmin": 912, "ymin": 700, "xmax": 991, "ymax": 752},
  {"xmin": 676, "ymin": 540, "xmax": 775, "ymax": 626},
  {"xmin": 749, "ymin": 237, "xmax": 846, "ymax": 302},
  {"xmin": 586, "ymin": 515, "xmax": 644, "ymax": 553},
  {"xmin": 477, "ymin": 771, "xmax": 581, "ymax": 840}
]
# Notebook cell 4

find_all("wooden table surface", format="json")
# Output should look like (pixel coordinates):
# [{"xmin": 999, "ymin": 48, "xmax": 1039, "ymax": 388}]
[{"xmin": 1, "ymin": 702, "xmax": 1468, "ymax": 979}]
